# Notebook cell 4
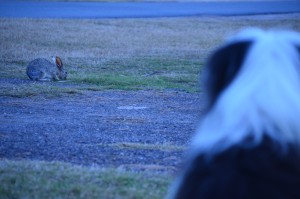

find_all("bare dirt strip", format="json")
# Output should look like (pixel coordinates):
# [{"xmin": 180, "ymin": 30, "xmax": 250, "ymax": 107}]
[{"xmin": 0, "ymin": 79, "xmax": 205, "ymax": 173}]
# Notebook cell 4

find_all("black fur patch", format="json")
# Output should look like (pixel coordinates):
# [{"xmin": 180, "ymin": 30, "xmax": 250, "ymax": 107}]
[
  {"xmin": 205, "ymin": 41, "xmax": 252, "ymax": 110},
  {"xmin": 174, "ymin": 136, "xmax": 300, "ymax": 199}
]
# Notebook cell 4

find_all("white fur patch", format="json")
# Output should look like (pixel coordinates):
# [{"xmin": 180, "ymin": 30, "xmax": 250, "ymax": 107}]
[{"xmin": 192, "ymin": 29, "xmax": 300, "ymax": 155}]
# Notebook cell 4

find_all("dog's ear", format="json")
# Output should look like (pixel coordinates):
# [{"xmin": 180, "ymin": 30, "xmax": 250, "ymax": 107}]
[{"xmin": 205, "ymin": 41, "xmax": 253, "ymax": 108}]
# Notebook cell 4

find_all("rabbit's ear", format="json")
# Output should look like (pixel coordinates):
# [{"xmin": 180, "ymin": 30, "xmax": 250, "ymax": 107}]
[{"xmin": 55, "ymin": 56, "xmax": 63, "ymax": 70}]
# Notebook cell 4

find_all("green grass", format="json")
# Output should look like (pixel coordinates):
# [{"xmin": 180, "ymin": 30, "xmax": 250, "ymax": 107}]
[
  {"xmin": 0, "ymin": 54, "xmax": 202, "ymax": 95},
  {"xmin": 73, "ymin": 73, "xmax": 199, "ymax": 91},
  {"xmin": 0, "ymin": 160, "xmax": 172, "ymax": 199},
  {"xmin": 0, "ymin": 82, "xmax": 81, "ymax": 98},
  {"xmin": 70, "ymin": 56, "xmax": 202, "ymax": 92}
]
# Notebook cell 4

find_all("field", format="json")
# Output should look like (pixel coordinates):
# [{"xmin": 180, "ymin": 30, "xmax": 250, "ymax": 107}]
[{"xmin": 1, "ymin": 14, "xmax": 300, "ymax": 198}]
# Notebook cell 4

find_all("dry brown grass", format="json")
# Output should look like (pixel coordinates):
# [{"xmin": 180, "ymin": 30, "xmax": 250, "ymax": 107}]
[
  {"xmin": 0, "ymin": 14, "xmax": 300, "ymax": 92},
  {"xmin": 1, "ymin": 15, "xmax": 299, "ymax": 63}
]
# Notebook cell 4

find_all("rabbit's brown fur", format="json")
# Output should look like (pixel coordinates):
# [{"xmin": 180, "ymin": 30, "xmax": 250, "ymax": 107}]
[{"xmin": 26, "ymin": 57, "xmax": 67, "ymax": 81}]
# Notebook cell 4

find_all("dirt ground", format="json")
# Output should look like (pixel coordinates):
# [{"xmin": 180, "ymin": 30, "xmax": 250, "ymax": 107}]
[{"xmin": 0, "ymin": 79, "xmax": 205, "ymax": 173}]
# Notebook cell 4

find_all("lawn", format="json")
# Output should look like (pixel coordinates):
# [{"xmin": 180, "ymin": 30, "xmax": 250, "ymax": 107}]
[
  {"xmin": 0, "ymin": 160, "xmax": 171, "ymax": 199},
  {"xmin": 1, "ymin": 15, "xmax": 299, "ymax": 96},
  {"xmin": 1, "ymin": 14, "xmax": 300, "ymax": 198}
]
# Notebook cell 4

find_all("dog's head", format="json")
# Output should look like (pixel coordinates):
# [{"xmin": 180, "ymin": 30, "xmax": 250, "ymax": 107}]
[
  {"xmin": 167, "ymin": 28, "xmax": 300, "ymax": 199},
  {"xmin": 194, "ymin": 28, "xmax": 300, "ymax": 155},
  {"xmin": 205, "ymin": 29, "xmax": 300, "ymax": 109}
]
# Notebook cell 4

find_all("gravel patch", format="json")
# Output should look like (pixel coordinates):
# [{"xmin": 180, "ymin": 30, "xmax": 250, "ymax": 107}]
[{"xmin": 0, "ymin": 86, "xmax": 205, "ymax": 173}]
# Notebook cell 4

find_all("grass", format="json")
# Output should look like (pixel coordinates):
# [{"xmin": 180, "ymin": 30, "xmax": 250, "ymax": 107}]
[
  {"xmin": 0, "ymin": 83, "xmax": 80, "ymax": 98},
  {"xmin": 112, "ymin": 142, "xmax": 186, "ymax": 152},
  {"xmin": 74, "ymin": 73, "xmax": 198, "ymax": 91},
  {"xmin": 0, "ymin": 160, "xmax": 172, "ymax": 199},
  {"xmin": 77, "ymin": 142, "xmax": 186, "ymax": 152},
  {"xmin": 1, "ymin": 15, "xmax": 300, "ymax": 96},
  {"xmin": 70, "ymin": 56, "xmax": 200, "ymax": 91}
]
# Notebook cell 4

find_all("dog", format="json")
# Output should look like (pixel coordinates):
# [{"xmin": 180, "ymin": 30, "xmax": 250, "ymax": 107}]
[{"xmin": 167, "ymin": 29, "xmax": 300, "ymax": 199}]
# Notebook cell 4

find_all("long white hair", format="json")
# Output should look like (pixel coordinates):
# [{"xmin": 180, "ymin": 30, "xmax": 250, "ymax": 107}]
[{"xmin": 192, "ymin": 28, "xmax": 300, "ymax": 155}]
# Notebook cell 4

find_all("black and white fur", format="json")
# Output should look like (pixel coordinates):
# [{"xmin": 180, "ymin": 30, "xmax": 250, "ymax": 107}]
[{"xmin": 167, "ymin": 29, "xmax": 300, "ymax": 199}]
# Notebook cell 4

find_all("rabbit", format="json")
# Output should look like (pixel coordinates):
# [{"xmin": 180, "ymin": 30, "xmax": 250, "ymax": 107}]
[{"xmin": 26, "ymin": 56, "xmax": 67, "ymax": 81}]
